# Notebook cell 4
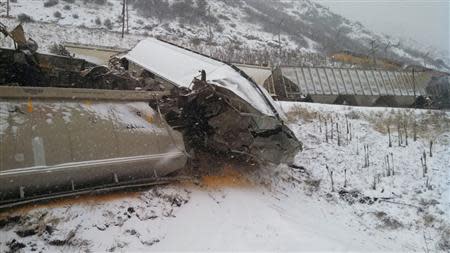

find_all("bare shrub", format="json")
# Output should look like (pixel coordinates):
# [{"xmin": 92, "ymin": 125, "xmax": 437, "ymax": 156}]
[
  {"xmin": 304, "ymin": 179, "xmax": 321, "ymax": 192},
  {"xmin": 218, "ymin": 14, "xmax": 230, "ymax": 21},
  {"xmin": 374, "ymin": 212, "xmax": 403, "ymax": 230},
  {"xmin": 285, "ymin": 105, "xmax": 316, "ymax": 123},
  {"xmin": 17, "ymin": 13, "xmax": 34, "ymax": 23},
  {"xmin": 103, "ymin": 18, "xmax": 113, "ymax": 30},
  {"xmin": 191, "ymin": 37, "xmax": 202, "ymax": 46},
  {"xmin": 438, "ymin": 226, "xmax": 450, "ymax": 251},
  {"xmin": 84, "ymin": 0, "xmax": 107, "ymax": 4},
  {"xmin": 143, "ymin": 25, "xmax": 154, "ymax": 31},
  {"xmin": 422, "ymin": 213, "xmax": 436, "ymax": 226},
  {"xmin": 53, "ymin": 11, "xmax": 62, "ymax": 18},
  {"xmin": 346, "ymin": 110, "xmax": 361, "ymax": 119},
  {"xmin": 44, "ymin": 0, "xmax": 59, "ymax": 7}
]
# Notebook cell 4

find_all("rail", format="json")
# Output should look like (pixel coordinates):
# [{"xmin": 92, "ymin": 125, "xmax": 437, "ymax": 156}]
[{"xmin": 0, "ymin": 86, "xmax": 170, "ymax": 101}]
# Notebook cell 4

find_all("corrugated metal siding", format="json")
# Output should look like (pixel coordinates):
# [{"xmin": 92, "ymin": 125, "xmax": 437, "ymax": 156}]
[{"xmin": 280, "ymin": 66, "xmax": 429, "ymax": 97}]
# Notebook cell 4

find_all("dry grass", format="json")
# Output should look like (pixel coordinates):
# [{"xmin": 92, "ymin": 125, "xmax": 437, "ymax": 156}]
[
  {"xmin": 362, "ymin": 108, "xmax": 450, "ymax": 141},
  {"xmin": 285, "ymin": 105, "xmax": 317, "ymax": 123},
  {"xmin": 284, "ymin": 104, "xmax": 449, "ymax": 143},
  {"xmin": 374, "ymin": 211, "xmax": 404, "ymax": 230}
]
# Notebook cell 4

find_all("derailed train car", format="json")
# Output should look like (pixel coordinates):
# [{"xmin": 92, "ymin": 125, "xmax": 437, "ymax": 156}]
[
  {"xmin": 0, "ymin": 87, "xmax": 187, "ymax": 205},
  {"xmin": 0, "ymin": 30, "xmax": 302, "ymax": 207},
  {"xmin": 120, "ymin": 38, "xmax": 302, "ymax": 164}
]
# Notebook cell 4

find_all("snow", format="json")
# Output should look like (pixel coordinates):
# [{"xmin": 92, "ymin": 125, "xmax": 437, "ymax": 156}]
[
  {"xmin": 1, "ymin": 0, "xmax": 445, "ymax": 71},
  {"xmin": 0, "ymin": 0, "xmax": 302, "ymax": 52},
  {"xmin": 1, "ymin": 102, "xmax": 449, "ymax": 252},
  {"xmin": 125, "ymin": 38, "xmax": 278, "ymax": 116},
  {"xmin": 0, "ymin": 101, "xmax": 166, "ymax": 142}
]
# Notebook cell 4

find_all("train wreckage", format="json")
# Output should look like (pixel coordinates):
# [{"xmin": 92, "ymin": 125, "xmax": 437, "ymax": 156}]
[{"xmin": 0, "ymin": 24, "xmax": 302, "ymax": 208}]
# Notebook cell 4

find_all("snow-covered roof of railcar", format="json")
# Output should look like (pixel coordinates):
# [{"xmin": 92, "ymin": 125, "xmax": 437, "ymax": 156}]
[{"xmin": 124, "ymin": 38, "xmax": 279, "ymax": 117}]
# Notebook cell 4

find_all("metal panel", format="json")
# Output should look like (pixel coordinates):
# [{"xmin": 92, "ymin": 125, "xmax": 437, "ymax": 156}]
[
  {"xmin": 387, "ymin": 71, "xmax": 402, "ymax": 95},
  {"xmin": 348, "ymin": 69, "xmax": 364, "ymax": 95},
  {"xmin": 403, "ymin": 72, "xmax": 413, "ymax": 91},
  {"xmin": 401, "ymin": 72, "xmax": 414, "ymax": 95},
  {"xmin": 317, "ymin": 68, "xmax": 331, "ymax": 94},
  {"xmin": 396, "ymin": 71, "xmax": 408, "ymax": 95},
  {"xmin": 394, "ymin": 71, "xmax": 408, "ymax": 95},
  {"xmin": 373, "ymin": 71, "xmax": 387, "ymax": 95},
  {"xmin": 295, "ymin": 68, "xmax": 308, "ymax": 94},
  {"xmin": 340, "ymin": 69, "xmax": 355, "ymax": 95},
  {"xmin": 282, "ymin": 67, "xmax": 302, "ymax": 93},
  {"xmin": 265, "ymin": 72, "xmax": 277, "ymax": 96},
  {"xmin": 308, "ymin": 68, "xmax": 323, "ymax": 94},
  {"xmin": 281, "ymin": 67, "xmax": 299, "ymax": 84},
  {"xmin": 302, "ymin": 68, "xmax": 316, "ymax": 95},
  {"xmin": 356, "ymin": 70, "xmax": 371, "ymax": 95},
  {"xmin": 235, "ymin": 64, "xmax": 272, "ymax": 87},
  {"xmin": 333, "ymin": 69, "xmax": 347, "ymax": 94},
  {"xmin": 325, "ymin": 68, "xmax": 340, "ymax": 94},
  {"xmin": 0, "ymin": 88, "xmax": 188, "ymax": 203},
  {"xmin": 380, "ymin": 71, "xmax": 395, "ymax": 95},
  {"xmin": 406, "ymin": 72, "xmax": 417, "ymax": 96},
  {"xmin": 365, "ymin": 70, "xmax": 380, "ymax": 95}
]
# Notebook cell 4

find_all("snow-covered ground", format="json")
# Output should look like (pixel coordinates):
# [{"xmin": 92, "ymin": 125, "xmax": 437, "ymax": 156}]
[
  {"xmin": 1, "ymin": 0, "xmax": 447, "ymax": 70},
  {"xmin": 1, "ymin": 102, "xmax": 449, "ymax": 252},
  {"xmin": 0, "ymin": 0, "xmax": 301, "ymax": 51}
]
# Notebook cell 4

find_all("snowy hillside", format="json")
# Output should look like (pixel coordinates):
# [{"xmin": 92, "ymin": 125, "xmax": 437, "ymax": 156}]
[
  {"xmin": 1, "ymin": 102, "xmax": 449, "ymax": 252},
  {"xmin": 0, "ymin": 0, "xmax": 448, "ymax": 70}
]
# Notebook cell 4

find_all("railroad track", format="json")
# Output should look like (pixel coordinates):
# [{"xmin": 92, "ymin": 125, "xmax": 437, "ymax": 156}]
[{"xmin": 0, "ymin": 176, "xmax": 193, "ymax": 211}]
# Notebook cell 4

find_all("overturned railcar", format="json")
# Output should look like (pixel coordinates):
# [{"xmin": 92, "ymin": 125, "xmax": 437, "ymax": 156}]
[
  {"xmin": 0, "ymin": 36, "xmax": 302, "ymax": 207},
  {"xmin": 0, "ymin": 86, "xmax": 187, "ymax": 206},
  {"xmin": 122, "ymin": 38, "xmax": 302, "ymax": 164}
]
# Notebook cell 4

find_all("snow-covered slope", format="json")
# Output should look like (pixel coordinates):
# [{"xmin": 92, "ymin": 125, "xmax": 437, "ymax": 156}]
[
  {"xmin": 1, "ymin": 103, "xmax": 449, "ymax": 252},
  {"xmin": 0, "ymin": 0, "xmax": 448, "ymax": 71}
]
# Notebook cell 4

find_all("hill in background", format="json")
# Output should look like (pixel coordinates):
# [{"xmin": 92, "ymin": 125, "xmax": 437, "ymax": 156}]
[{"xmin": 1, "ymin": 0, "xmax": 448, "ymax": 71}]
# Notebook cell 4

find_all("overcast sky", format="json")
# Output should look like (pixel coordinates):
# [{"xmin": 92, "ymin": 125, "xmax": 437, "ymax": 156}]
[{"xmin": 312, "ymin": 0, "xmax": 449, "ymax": 56}]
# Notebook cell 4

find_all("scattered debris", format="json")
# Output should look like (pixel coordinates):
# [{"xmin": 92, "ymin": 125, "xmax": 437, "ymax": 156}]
[
  {"xmin": 15, "ymin": 227, "xmax": 37, "ymax": 237},
  {"xmin": 6, "ymin": 239, "xmax": 26, "ymax": 253},
  {"xmin": 48, "ymin": 229, "xmax": 76, "ymax": 246},
  {"xmin": 140, "ymin": 238, "xmax": 160, "ymax": 247},
  {"xmin": 0, "ymin": 216, "xmax": 21, "ymax": 229},
  {"xmin": 338, "ymin": 189, "xmax": 376, "ymax": 205}
]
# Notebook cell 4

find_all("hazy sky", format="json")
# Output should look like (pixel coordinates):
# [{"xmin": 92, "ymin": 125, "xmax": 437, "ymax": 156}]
[{"xmin": 312, "ymin": 0, "xmax": 449, "ymax": 55}]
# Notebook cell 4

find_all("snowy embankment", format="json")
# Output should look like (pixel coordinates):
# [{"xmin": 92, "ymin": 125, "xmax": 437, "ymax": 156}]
[
  {"xmin": 0, "ymin": 0, "xmax": 306, "ymax": 51},
  {"xmin": 0, "ymin": 103, "xmax": 449, "ymax": 252},
  {"xmin": 0, "ymin": 17, "xmax": 146, "ymax": 53},
  {"xmin": 2, "ymin": 0, "xmax": 447, "ymax": 70}
]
